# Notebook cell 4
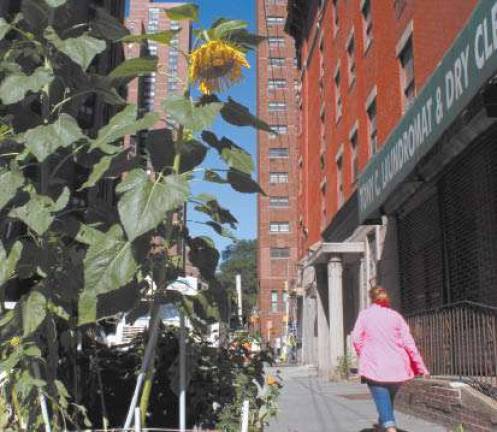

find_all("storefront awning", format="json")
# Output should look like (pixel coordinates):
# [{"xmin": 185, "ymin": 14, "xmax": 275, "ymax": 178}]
[{"xmin": 359, "ymin": 0, "xmax": 497, "ymax": 223}]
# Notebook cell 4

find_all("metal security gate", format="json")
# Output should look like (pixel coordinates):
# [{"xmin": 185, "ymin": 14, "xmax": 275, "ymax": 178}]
[
  {"xmin": 439, "ymin": 135, "xmax": 497, "ymax": 306},
  {"xmin": 398, "ymin": 131, "xmax": 497, "ymax": 315},
  {"xmin": 398, "ymin": 192, "xmax": 444, "ymax": 315}
]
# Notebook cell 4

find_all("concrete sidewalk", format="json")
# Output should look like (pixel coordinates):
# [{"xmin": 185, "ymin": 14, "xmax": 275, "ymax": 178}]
[{"xmin": 266, "ymin": 366, "xmax": 449, "ymax": 432}]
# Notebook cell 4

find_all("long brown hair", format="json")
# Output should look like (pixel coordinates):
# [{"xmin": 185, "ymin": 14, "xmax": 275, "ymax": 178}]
[{"xmin": 369, "ymin": 286, "xmax": 391, "ymax": 307}]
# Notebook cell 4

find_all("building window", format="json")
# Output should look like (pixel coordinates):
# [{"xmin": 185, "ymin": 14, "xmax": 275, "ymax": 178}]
[
  {"xmin": 399, "ymin": 36, "xmax": 415, "ymax": 111},
  {"xmin": 267, "ymin": 16, "xmax": 285, "ymax": 25},
  {"xmin": 282, "ymin": 290, "xmax": 288, "ymax": 306},
  {"xmin": 268, "ymin": 37, "xmax": 285, "ymax": 48},
  {"xmin": 367, "ymin": 97, "xmax": 378, "ymax": 155},
  {"xmin": 170, "ymin": 20, "xmax": 180, "ymax": 30},
  {"xmin": 269, "ymin": 172, "xmax": 289, "ymax": 183},
  {"xmin": 361, "ymin": 0, "xmax": 373, "ymax": 50},
  {"xmin": 271, "ymin": 291, "xmax": 278, "ymax": 312},
  {"xmin": 269, "ymin": 147, "xmax": 289, "ymax": 158},
  {"xmin": 270, "ymin": 247, "xmax": 290, "ymax": 259},
  {"xmin": 347, "ymin": 33, "xmax": 356, "ymax": 86},
  {"xmin": 270, "ymin": 196, "xmax": 289, "ymax": 207},
  {"xmin": 268, "ymin": 57, "xmax": 285, "ymax": 68},
  {"xmin": 337, "ymin": 154, "xmax": 344, "ymax": 207},
  {"xmin": 268, "ymin": 79, "xmax": 287, "ymax": 90},
  {"xmin": 270, "ymin": 125, "xmax": 288, "ymax": 137},
  {"xmin": 268, "ymin": 101, "xmax": 287, "ymax": 112},
  {"xmin": 269, "ymin": 222, "xmax": 290, "ymax": 233},
  {"xmin": 334, "ymin": 67, "xmax": 343, "ymax": 122},
  {"xmin": 350, "ymin": 129, "xmax": 359, "ymax": 182},
  {"xmin": 333, "ymin": 0, "xmax": 339, "ymax": 35}
]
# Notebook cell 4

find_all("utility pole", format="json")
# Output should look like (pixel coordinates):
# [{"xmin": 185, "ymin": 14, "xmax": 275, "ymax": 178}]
[{"xmin": 236, "ymin": 274, "xmax": 243, "ymax": 327}]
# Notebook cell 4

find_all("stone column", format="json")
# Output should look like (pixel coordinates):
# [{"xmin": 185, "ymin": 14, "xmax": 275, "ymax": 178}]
[{"xmin": 328, "ymin": 255, "xmax": 344, "ymax": 374}]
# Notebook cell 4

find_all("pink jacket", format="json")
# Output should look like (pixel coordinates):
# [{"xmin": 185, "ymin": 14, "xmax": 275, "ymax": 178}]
[{"xmin": 351, "ymin": 304, "xmax": 428, "ymax": 383}]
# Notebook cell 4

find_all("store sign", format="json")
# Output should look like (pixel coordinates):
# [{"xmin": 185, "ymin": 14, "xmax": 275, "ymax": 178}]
[{"xmin": 359, "ymin": 0, "xmax": 497, "ymax": 222}]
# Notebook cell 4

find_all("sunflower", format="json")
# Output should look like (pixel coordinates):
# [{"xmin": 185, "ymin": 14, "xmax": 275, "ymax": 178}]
[
  {"xmin": 8, "ymin": 336, "xmax": 22, "ymax": 348},
  {"xmin": 189, "ymin": 40, "xmax": 250, "ymax": 94}
]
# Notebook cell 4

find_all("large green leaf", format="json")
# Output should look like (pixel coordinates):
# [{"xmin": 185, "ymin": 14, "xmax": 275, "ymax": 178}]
[
  {"xmin": 9, "ymin": 187, "xmax": 69, "ymax": 235},
  {"xmin": 227, "ymin": 29, "xmax": 265, "ymax": 50},
  {"xmin": 80, "ymin": 155, "xmax": 113, "ymax": 190},
  {"xmin": 204, "ymin": 170, "xmax": 227, "ymax": 184},
  {"xmin": 0, "ymin": 67, "xmax": 53, "ymax": 105},
  {"xmin": 0, "ymin": 241, "xmax": 23, "ymax": 286},
  {"xmin": 91, "ymin": 7, "xmax": 130, "ymax": 42},
  {"xmin": 221, "ymin": 97, "xmax": 273, "ymax": 132},
  {"xmin": 92, "ymin": 105, "xmax": 159, "ymax": 153},
  {"xmin": 201, "ymin": 131, "xmax": 253, "ymax": 174},
  {"xmin": 0, "ymin": 18, "xmax": 10, "ymax": 40},
  {"xmin": 109, "ymin": 57, "xmax": 158, "ymax": 79},
  {"xmin": 205, "ymin": 221, "xmax": 236, "ymax": 240},
  {"xmin": 227, "ymin": 169, "xmax": 264, "ymax": 194},
  {"xmin": 162, "ymin": 95, "xmax": 222, "ymax": 132},
  {"xmin": 0, "ymin": 169, "xmax": 24, "ymax": 211},
  {"xmin": 44, "ymin": 26, "xmax": 106, "ymax": 71},
  {"xmin": 144, "ymin": 128, "xmax": 175, "ymax": 172},
  {"xmin": 78, "ymin": 225, "xmax": 137, "ymax": 325},
  {"xmin": 23, "ymin": 114, "xmax": 85, "ymax": 162},
  {"xmin": 165, "ymin": 4, "xmax": 199, "ymax": 22},
  {"xmin": 188, "ymin": 236, "xmax": 219, "ymax": 280},
  {"xmin": 117, "ymin": 169, "xmax": 189, "ymax": 241},
  {"xmin": 210, "ymin": 19, "xmax": 247, "ymax": 39},
  {"xmin": 178, "ymin": 140, "xmax": 208, "ymax": 173},
  {"xmin": 121, "ymin": 31, "xmax": 179, "ymax": 45},
  {"xmin": 23, "ymin": 291, "xmax": 47, "ymax": 336},
  {"xmin": 194, "ymin": 198, "xmax": 238, "ymax": 228},
  {"xmin": 44, "ymin": 0, "xmax": 66, "ymax": 7}
]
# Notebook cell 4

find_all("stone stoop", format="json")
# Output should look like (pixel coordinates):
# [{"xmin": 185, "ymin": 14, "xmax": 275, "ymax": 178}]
[{"xmin": 396, "ymin": 378, "xmax": 497, "ymax": 432}]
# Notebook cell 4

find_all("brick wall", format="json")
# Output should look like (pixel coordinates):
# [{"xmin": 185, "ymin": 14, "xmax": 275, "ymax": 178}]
[{"xmin": 397, "ymin": 379, "xmax": 497, "ymax": 432}]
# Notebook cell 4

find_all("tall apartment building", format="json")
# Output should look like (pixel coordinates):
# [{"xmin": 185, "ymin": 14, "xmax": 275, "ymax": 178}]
[
  {"xmin": 125, "ymin": 0, "xmax": 190, "ymax": 124},
  {"xmin": 286, "ymin": 0, "xmax": 497, "ymax": 402},
  {"xmin": 256, "ymin": 0, "xmax": 299, "ymax": 345}
]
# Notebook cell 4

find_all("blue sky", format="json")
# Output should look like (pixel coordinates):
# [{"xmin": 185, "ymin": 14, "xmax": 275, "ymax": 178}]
[{"xmin": 188, "ymin": 0, "xmax": 258, "ymax": 254}]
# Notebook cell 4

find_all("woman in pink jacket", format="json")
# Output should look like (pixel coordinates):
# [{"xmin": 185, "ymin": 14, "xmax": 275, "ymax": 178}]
[{"xmin": 351, "ymin": 286, "xmax": 429, "ymax": 432}]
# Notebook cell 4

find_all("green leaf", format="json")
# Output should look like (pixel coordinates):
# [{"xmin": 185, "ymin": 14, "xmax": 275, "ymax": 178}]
[
  {"xmin": 9, "ymin": 187, "xmax": 68, "ymax": 235},
  {"xmin": 0, "ymin": 169, "xmax": 24, "ymax": 211},
  {"xmin": 0, "ymin": 241, "xmax": 23, "ymax": 286},
  {"xmin": 91, "ymin": 7, "xmax": 130, "ymax": 41},
  {"xmin": 0, "ymin": 67, "xmax": 53, "ymax": 105},
  {"xmin": 0, "ymin": 351, "xmax": 22, "ymax": 374},
  {"xmin": 165, "ymin": 4, "xmax": 199, "ymax": 22},
  {"xmin": 78, "ymin": 225, "xmax": 137, "ymax": 325},
  {"xmin": 205, "ymin": 221, "xmax": 236, "ymax": 240},
  {"xmin": 144, "ymin": 128, "xmax": 174, "ymax": 172},
  {"xmin": 194, "ymin": 199, "xmax": 238, "ymax": 228},
  {"xmin": 23, "ymin": 114, "xmax": 85, "ymax": 162},
  {"xmin": 121, "ymin": 30, "xmax": 179, "ymax": 45},
  {"xmin": 92, "ymin": 105, "xmax": 159, "ymax": 153},
  {"xmin": 221, "ymin": 97, "xmax": 273, "ymax": 132},
  {"xmin": 188, "ymin": 236, "xmax": 219, "ymax": 280},
  {"xmin": 0, "ymin": 18, "xmax": 10, "ymax": 41},
  {"xmin": 117, "ymin": 169, "xmax": 189, "ymax": 241},
  {"xmin": 210, "ymin": 19, "xmax": 247, "ymax": 39},
  {"xmin": 24, "ymin": 345, "xmax": 42, "ymax": 357},
  {"xmin": 227, "ymin": 169, "xmax": 264, "ymax": 194},
  {"xmin": 23, "ymin": 291, "xmax": 47, "ymax": 336},
  {"xmin": 204, "ymin": 170, "xmax": 227, "ymax": 184},
  {"xmin": 109, "ymin": 56, "xmax": 158, "ymax": 79},
  {"xmin": 80, "ymin": 155, "xmax": 113, "ymax": 189},
  {"xmin": 44, "ymin": 0, "xmax": 66, "ymax": 7},
  {"xmin": 228, "ymin": 29, "xmax": 265, "ymax": 49},
  {"xmin": 47, "ymin": 301, "xmax": 70, "ymax": 320},
  {"xmin": 162, "ymin": 95, "xmax": 222, "ymax": 132},
  {"xmin": 201, "ymin": 131, "xmax": 253, "ymax": 174},
  {"xmin": 179, "ymin": 140, "xmax": 208, "ymax": 173},
  {"xmin": 44, "ymin": 26, "xmax": 106, "ymax": 71}
]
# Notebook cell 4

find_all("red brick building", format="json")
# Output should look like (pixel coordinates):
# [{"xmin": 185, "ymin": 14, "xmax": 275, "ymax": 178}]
[
  {"xmin": 256, "ymin": 0, "xmax": 300, "ymax": 344},
  {"xmin": 125, "ymin": 0, "xmax": 190, "ymax": 123},
  {"xmin": 287, "ymin": 0, "xmax": 497, "ymax": 388}
]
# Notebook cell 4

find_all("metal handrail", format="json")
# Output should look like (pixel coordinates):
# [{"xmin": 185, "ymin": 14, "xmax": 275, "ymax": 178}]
[{"xmin": 406, "ymin": 301, "xmax": 497, "ymax": 400}]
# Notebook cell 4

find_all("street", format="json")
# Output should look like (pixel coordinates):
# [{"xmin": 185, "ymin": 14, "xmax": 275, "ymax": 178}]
[{"xmin": 267, "ymin": 367, "xmax": 448, "ymax": 432}]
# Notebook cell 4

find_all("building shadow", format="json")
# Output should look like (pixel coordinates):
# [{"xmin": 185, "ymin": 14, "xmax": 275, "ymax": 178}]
[{"xmin": 359, "ymin": 429, "xmax": 409, "ymax": 432}]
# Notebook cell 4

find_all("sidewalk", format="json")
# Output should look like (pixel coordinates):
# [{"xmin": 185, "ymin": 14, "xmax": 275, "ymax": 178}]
[{"xmin": 266, "ymin": 366, "xmax": 448, "ymax": 432}]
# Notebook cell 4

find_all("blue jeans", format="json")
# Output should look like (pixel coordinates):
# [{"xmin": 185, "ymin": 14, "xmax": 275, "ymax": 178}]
[{"xmin": 367, "ymin": 382, "xmax": 401, "ymax": 429}]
